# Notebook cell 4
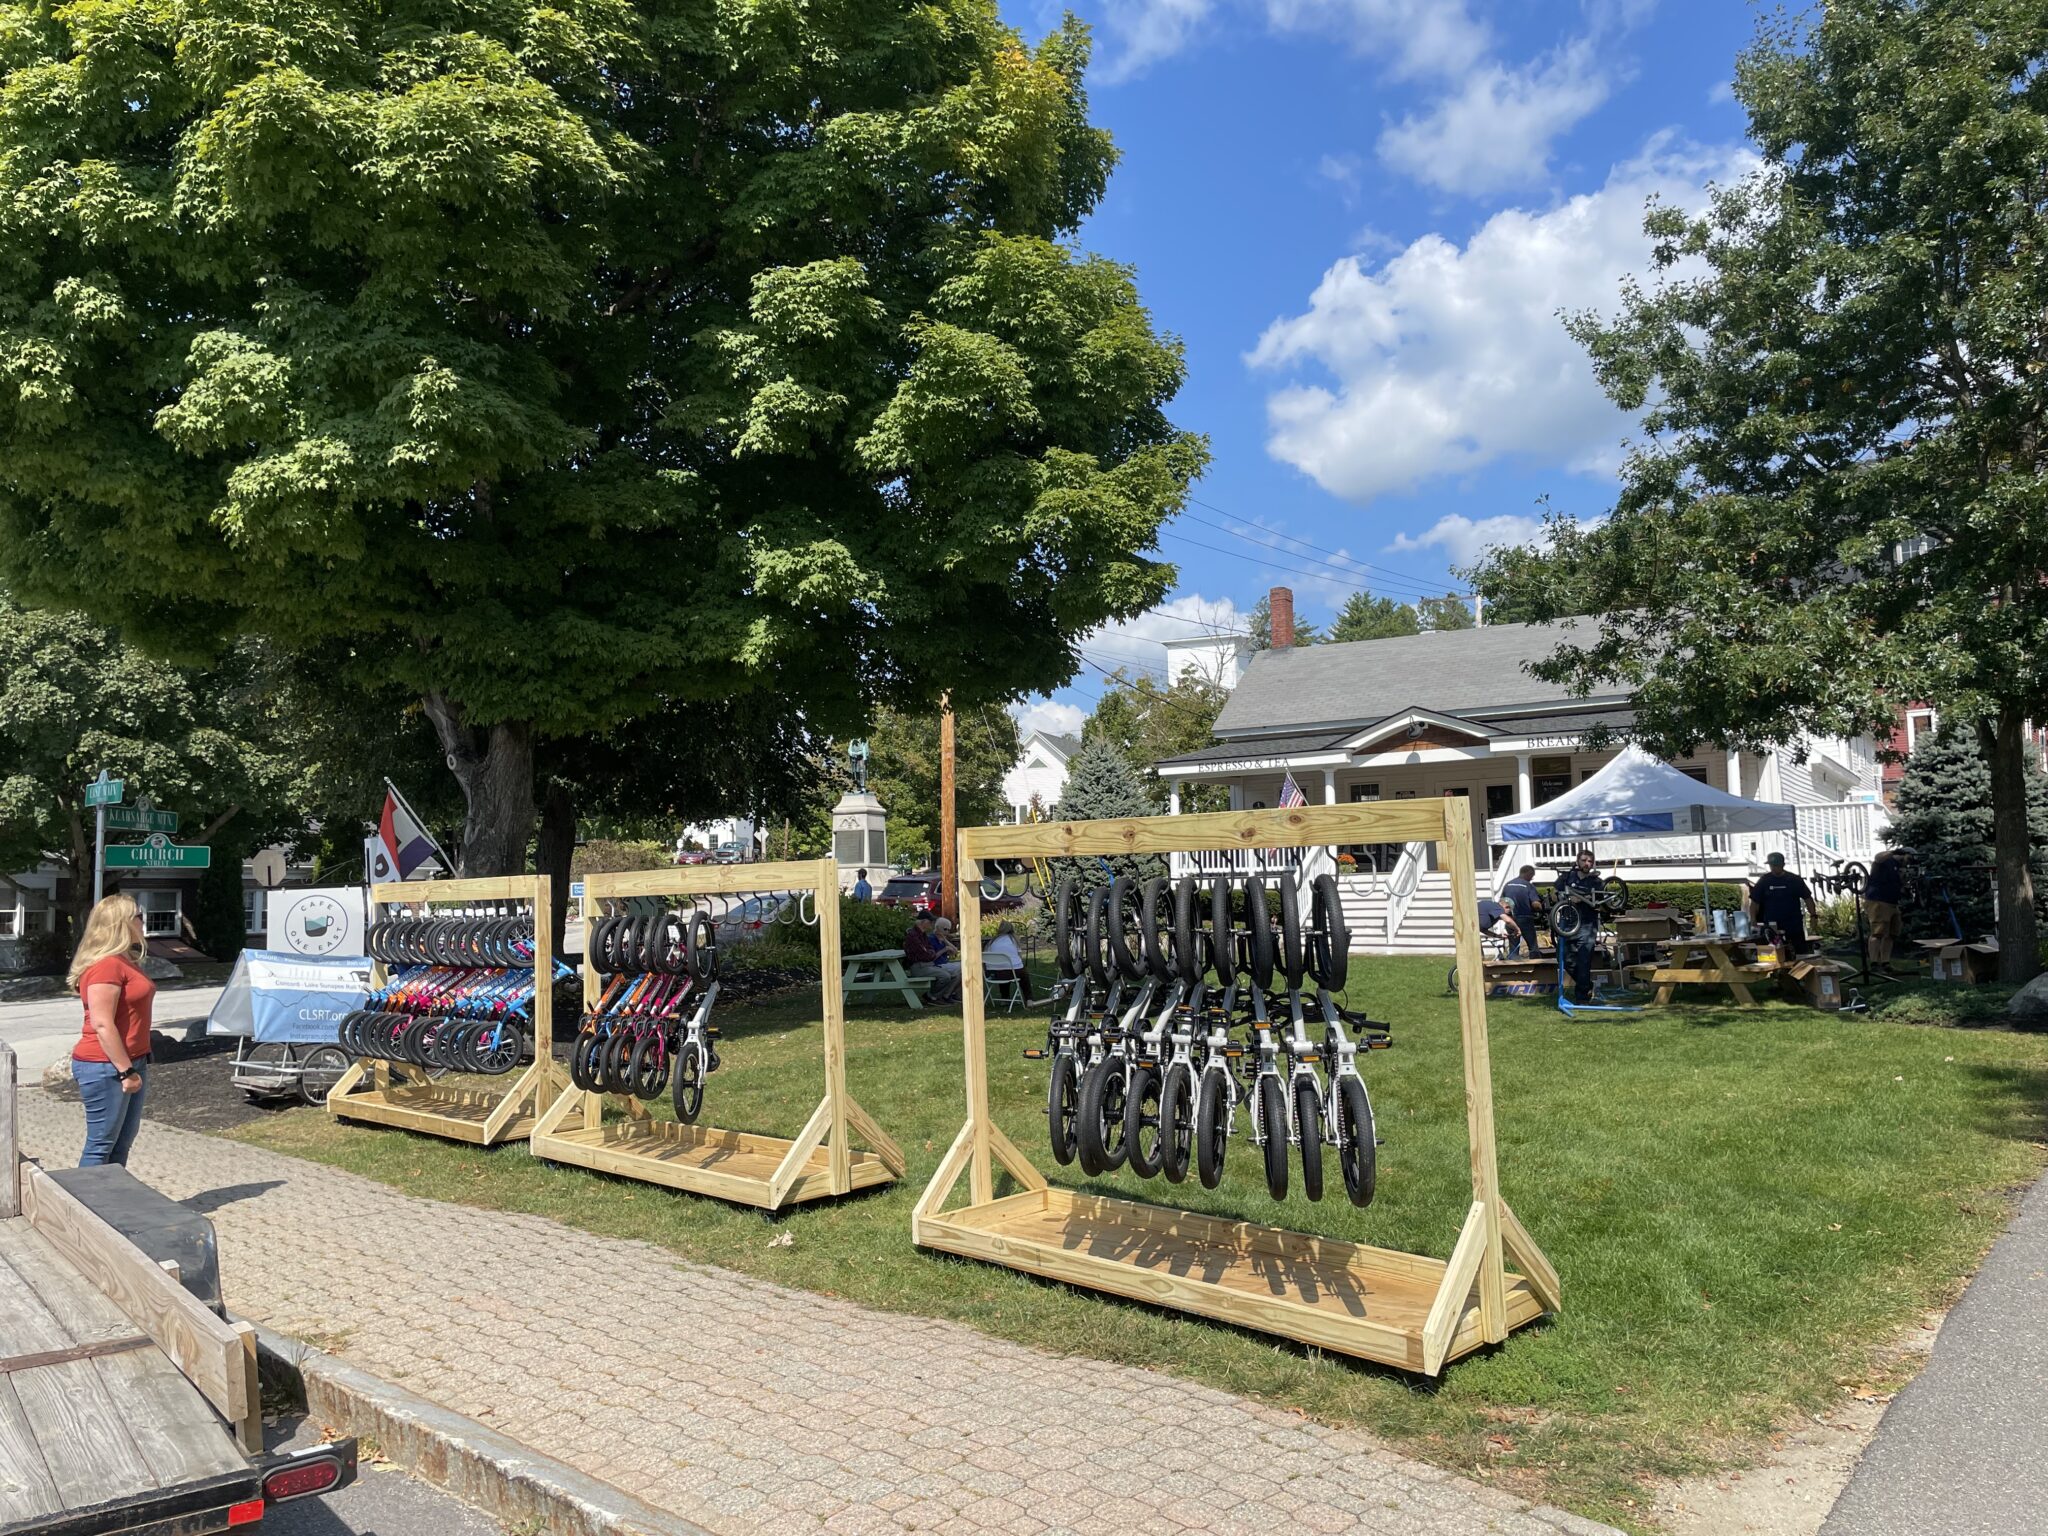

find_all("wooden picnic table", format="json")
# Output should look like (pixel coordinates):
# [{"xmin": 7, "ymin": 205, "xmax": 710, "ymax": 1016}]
[
  {"xmin": 842, "ymin": 948, "xmax": 933, "ymax": 1008},
  {"xmin": 1633, "ymin": 937, "xmax": 1782, "ymax": 1008}
]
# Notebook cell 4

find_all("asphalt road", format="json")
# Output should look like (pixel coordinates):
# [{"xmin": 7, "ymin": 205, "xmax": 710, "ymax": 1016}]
[
  {"xmin": 0, "ymin": 983, "xmax": 225, "ymax": 1078},
  {"xmin": 267, "ymin": 1413, "xmax": 507, "ymax": 1536},
  {"xmin": 1820, "ymin": 1172, "xmax": 2048, "ymax": 1535}
]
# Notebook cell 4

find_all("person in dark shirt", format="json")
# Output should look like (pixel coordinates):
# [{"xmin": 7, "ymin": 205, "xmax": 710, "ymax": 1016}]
[
  {"xmin": 904, "ymin": 913, "xmax": 962, "ymax": 1001},
  {"xmin": 1552, "ymin": 850, "xmax": 1607, "ymax": 1004},
  {"xmin": 1500, "ymin": 864, "xmax": 1543, "ymax": 957},
  {"xmin": 1750, "ymin": 853, "xmax": 1819, "ymax": 953},
  {"xmin": 1860, "ymin": 849, "xmax": 1904, "ymax": 968},
  {"xmin": 1476, "ymin": 898, "xmax": 1523, "ymax": 954}
]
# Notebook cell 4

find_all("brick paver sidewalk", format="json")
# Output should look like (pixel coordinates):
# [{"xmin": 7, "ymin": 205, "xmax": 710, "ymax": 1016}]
[{"xmin": 18, "ymin": 1091, "xmax": 1614, "ymax": 1536}]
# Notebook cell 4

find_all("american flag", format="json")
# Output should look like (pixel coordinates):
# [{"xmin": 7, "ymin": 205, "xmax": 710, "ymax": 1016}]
[{"xmin": 1279, "ymin": 773, "xmax": 1307, "ymax": 809}]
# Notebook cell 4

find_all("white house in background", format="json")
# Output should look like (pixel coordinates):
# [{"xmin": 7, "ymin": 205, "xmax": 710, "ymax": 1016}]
[
  {"xmin": 1163, "ymin": 632, "xmax": 1254, "ymax": 690},
  {"xmin": 1152, "ymin": 601, "xmax": 1890, "ymax": 954},
  {"xmin": 1002, "ymin": 731, "xmax": 1081, "ymax": 823}
]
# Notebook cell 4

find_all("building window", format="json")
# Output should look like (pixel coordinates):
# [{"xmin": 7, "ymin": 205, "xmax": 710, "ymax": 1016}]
[
  {"xmin": 244, "ymin": 888, "xmax": 266, "ymax": 936},
  {"xmin": 135, "ymin": 888, "xmax": 181, "ymax": 938},
  {"xmin": 1905, "ymin": 708, "xmax": 1936, "ymax": 753},
  {"xmin": 0, "ymin": 906, "xmax": 16, "ymax": 938},
  {"xmin": 1677, "ymin": 766, "xmax": 1708, "ymax": 784}
]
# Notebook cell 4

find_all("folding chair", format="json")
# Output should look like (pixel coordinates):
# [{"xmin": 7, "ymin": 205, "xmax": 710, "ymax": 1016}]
[{"xmin": 984, "ymin": 967, "xmax": 1026, "ymax": 1013}]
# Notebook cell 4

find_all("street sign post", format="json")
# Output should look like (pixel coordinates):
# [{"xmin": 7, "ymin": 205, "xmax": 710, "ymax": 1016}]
[
  {"xmin": 103, "ymin": 834, "xmax": 212, "ymax": 871},
  {"xmin": 85, "ymin": 771, "xmax": 124, "ymax": 903},
  {"xmin": 102, "ymin": 806, "xmax": 180, "ymax": 834}
]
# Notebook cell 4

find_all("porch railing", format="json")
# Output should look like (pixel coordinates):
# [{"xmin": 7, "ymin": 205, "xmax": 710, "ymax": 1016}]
[
  {"xmin": 1383, "ymin": 841, "xmax": 1427, "ymax": 940},
  {"xmin": 1167, "ymin": 847, "xmax": 1306, "ymax": 878}
]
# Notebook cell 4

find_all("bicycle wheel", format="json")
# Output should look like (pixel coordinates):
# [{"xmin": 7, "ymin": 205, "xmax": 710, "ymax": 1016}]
[
  {"xmin": 1295, "ymin": 1075, "xmax": 1325, "ymax": 1203},
  {"xmin": 1310, "ymin": 873, "xmax": 1349, "ymax": 992},
  {"xmin": 1172, "ymin": 876, "xmax": 1204, "ymax": 984},
  {"xmin": 477, "ymin": 1022, "xmax": 524, "ymax": 1076},
  {"xmin": 1208, "ymin": 880, "xmax": 1235, "ymax": 986},
  {"xmin": 1277, "ymin": 878, "xmax": 1306, "ymax": 987},
  {"xmin": 1083, "ymin": 887, "xmax": 1113, "ymax": 989},
  {"xmin": 241, "ymin": 1042, "xmax": 295, "ymax": 1098},
  {"xmin": 298, "ymin": 1045, "xmax": 349, "ymax": 1106},
  {"xmin": 1053, "ymin": 877, "xmax": 1083, "ymax": 980},
  {"xmin": 1123, "ymin": 1061, "xmax": 1165, "ymax": 1179},
  {"xmin": 1047, "ymin": 1051, "xmax": 1081, "ymax": 1165},
  {"xmin": 1195, "ymin": 1070, "xmax": 1230, "ymax": 1189},
  {"xmin": 1258, "ymin": 1074, "xmax": 1288, "ymax": 1201},
  {"xmin": 1158, "ymin": 1062, "xmax": 1194, "ymax": 1184},
  {"xmin": 671, "ymin": 1037, "xmax": 705, "ymax": 1122},
  {"xmin": 1335, "ymin": 1074, "xmax": 1377, "ymax": 1209},
  {"xmin": 570, "ymin": 1029, "xmax": 602, "ymax": 1091},
  {"xmin": 1140, "ymin": 876, "xmax": 1172, "ymax": 979},
  {"xmin": 628, "ymin": 1031, "xmax": 668, "ymax": 1098},
  {"xmin": 1446, "ymin": 964, "xmax": 1460, "ymax": 995},
  {"xmin": 599, "ymin": 1030, "xmax": 633, "ymax": 1094},
  {"xmin": 1076, "ymin": 1056, "xmax": 1128, "ymax": 1175},
  {"xmin": 1243, "ymin": 876, "xmax": 1275, "ymax": 990}
]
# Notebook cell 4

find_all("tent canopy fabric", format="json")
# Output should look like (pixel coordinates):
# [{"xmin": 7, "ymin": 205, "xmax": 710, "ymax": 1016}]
[{"xmin": 1485, "ymin": 745, "xmax": 1798, "ymax": 843}]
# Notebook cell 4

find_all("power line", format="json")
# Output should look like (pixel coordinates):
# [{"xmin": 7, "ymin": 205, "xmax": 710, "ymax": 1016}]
[
  {"xmin": 1182, "ymin": 497, "xmax": 1460, "ymax": 594},
  {"xmin": 1160, "ymin": 531, "xmax": 1387, "ymax": 594},
  {"xmin": 1164, "ymin": 525, "xmax": 1462, "ymax": 603}
]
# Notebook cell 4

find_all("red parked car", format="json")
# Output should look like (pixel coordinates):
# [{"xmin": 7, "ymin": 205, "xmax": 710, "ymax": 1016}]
[{"xmin": 874, "ymin": 872, "xmax": 941, "ymax": 913}]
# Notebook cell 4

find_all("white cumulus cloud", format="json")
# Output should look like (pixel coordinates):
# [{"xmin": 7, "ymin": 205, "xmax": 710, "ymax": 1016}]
[
  {"xmin": 1377, "ymin": 38, "xmax": 1611, "ymax": 196},
  {"xmin": 1096, "ymin": 0, "xmax": 1217, "ymax": 82},
  {"xmin": 1010, "ymin": 698, "xmax": 1087, "ymax": 738},
  {"xmin": 1387, "ymin": 513, "xmax": 1552, "ymax": 570},
  {"xmin": 1078, "ymin": 594, "xmax": 1251, "ymax": 681},
  {"xmin": 1248, "ymin": 135, "xmax": 1756, "ymax": 506},
  {"xmin": 1264, "ymin": 0, "xmax": 1492, "ymax": 80}
]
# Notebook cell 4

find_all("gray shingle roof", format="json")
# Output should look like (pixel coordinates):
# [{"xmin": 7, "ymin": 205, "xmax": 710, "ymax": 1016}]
[
  {"xmin": 1155, "ymin": 730, "xmax": 1354, "ymax": 769},
  {"xmin": 1040, "ymin": 732, "xmax": 1081, "ymax": 759},
  {"xmin": 1211, "ymin": 621, "xmax": 1617, "ymax": 737}
]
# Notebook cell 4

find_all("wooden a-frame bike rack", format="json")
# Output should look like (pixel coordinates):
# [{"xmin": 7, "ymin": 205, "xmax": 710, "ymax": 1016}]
[
  {"xmin": 913, "ymin": 800, "xmax": 1560, "ymax": 1375},
  {"xmin": 329, "ymin": 876, "xmax": 567, "ymax": 1146},
  {"xmin": 529, "ymin": 857, "xmax": 906, "ymax": 1210}
]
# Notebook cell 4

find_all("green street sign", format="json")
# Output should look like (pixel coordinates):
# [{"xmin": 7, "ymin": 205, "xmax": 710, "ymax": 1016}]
[
  {"xmin": 103, "ymin": 833, "xmax": 211, "ymax": 870},
  {"xmin": 104, "ymin": 806, "xmax": 180, "ymax": 834},
  {"xmin": 85, "ymin": 777, "xmax": 125, "ymax": 807}
]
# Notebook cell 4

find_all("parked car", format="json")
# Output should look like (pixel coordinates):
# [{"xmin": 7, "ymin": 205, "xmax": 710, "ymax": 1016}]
[
  {"xmin": 715, "ymin": 894, "xmax": 792, "ymax": 942},
  {"xmin": 674, "ymin": 847, "xmax": 710, "ymax": 865},
  {"xmin": 875, "ymin": 872, "xmax": 940, "ymax": 913},
  {"xmin": 710, "ymin": 843, "xmax": 747, "ymax": 865}
]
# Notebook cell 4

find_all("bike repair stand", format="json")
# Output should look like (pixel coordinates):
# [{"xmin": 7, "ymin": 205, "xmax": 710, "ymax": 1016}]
[{"xmin": 1554, "ymin": 935, "xmax": 1643, "ymax": 1017}]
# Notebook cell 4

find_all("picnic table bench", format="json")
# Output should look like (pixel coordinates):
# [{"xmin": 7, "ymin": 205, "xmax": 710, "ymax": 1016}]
[
  {"xmin": 1630, "ymin": 937, "xmax": 1782, "ymax": 1008},
  {"xmin": 842, "ymin": 949, "xmax": 933, "ymax": 1008}
]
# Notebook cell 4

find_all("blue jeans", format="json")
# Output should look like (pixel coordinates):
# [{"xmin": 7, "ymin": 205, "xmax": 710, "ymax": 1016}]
[
  {"xmin": 76, "ymin": 1057, "xmax": 148, "ymax": 1167},
  {"xmin": 1560, "ymin": 932, "xmax": 1599, "ymax": 998}
]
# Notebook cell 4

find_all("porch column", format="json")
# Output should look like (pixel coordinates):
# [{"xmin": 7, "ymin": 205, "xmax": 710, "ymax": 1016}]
[
  {"xmin": 1228, "ymin": 782, "xmax": 1243, "ymax": 811},
  {"xmin": 1725, "ymin": 748, "xmax": 1742, "ymax": 796},
  {"xmin": 1514, "ymin": 752, "xmax": 1533, "ymax": 810},
  {"xmin": 1167, "ymin": 782, "xmax": 1181, "ymax": 815},
  {"xmin": 1321, "ymin": 768, "xmax": 1337, "ymax": 805}
]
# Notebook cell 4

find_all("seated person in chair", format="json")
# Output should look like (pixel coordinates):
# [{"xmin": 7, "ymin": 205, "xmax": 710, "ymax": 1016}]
[
  {"xmin": 982, "ymin": 920, "xmax": 1036, "ymax": 1001},
  {"xmin": 904, "ymin": 912, "xmax": 962, "ymax": 1002}
]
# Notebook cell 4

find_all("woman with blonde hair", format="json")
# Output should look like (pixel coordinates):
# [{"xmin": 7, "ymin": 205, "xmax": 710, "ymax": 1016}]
[{"xmin": 68, "ymin": 891, "xmax": 156, "ymax": 1166}]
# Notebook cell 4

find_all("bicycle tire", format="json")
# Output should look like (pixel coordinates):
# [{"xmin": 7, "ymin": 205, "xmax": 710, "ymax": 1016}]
[
  {"xmin": 570, "ymin": 1030, "xmax": 602, "ymax": 1091},
  {"xmin": 690, "ymin": 911, "xmax": 717, "ymax": 979},
  {"xmin": 1601, "ymin": 875, "xmax": 1631, "ymax": 914},
  {"xmin": 1277, "ymin": 878, "xmax": 1306, "ymax": 987},
  {"xmin": 1047, "ymin": 1051, "xmax": 1081, "ymax": 1165},
  {"xmin": 298, "ymin": 1045, "xmax": 349, "ymax": 1105},
  {"xmin": 1310, "ymin": 873, "xmax": 1348, "ymax": 992},
  {"xmin": 1208, "ymin": 880, "xmax": 1235, "ymax": 986},
  {"xmin": 1243, "ymin": 876, "xmax": 1275, "ymax": 990},
  {"xmin": 1083, "ymin": 887, "xmax": 1112, "ymax": 989},
  {"xmin": 1335, "ymin": 1074, "xmax": 1377, "ymax": 1208},
  {"xmin": 1139, "ymin": 877, "xmax": 1172, "ymax": 978},
  {"xmin": 1124, "ymin": 1061, "xmax": 1165, "ymax": 1178},
  {"xmin": 1159, "ymin": 1062, "xmax": 1194, "ymax": 1184},
  {"xmin": 1446, "ymin": 964, "xmax": 1460, "ymax": 995},
  {"xmin": 1076, "ymin": 1055, "xmax": 1129, "ymax": 1175},
  {"xmin": 477, "ymin": 1022, "xmax": 524, "ymax": 1076},
  {"xmin": 1196, "ymin": 1070, "xmax": 1230, "ymax": 1189},
  {"xmin": 1258, "ymin": 1074, "xmax": 1288, "ymax": 1200},
  {"xmin": 1172, "ymin": 876, "xmax": 1203, "ymax": 984},
  {"xmin": 1053, "ymin": 878, "xmax": 1083, "ymax": 980},
  {"xmin": 599, "ymin": 1030, "xmax": 633, "ymax": 1094},
  {"xmin": 672, "ymin": 1037, "xmax": 705, "ymax": 1122},
  {"xmin": 1295, "ymin": 1075, "xmax": 1325, "ymax": 1202},
  {"xmin": 628, "ymin": 1031, "xmax": 668, "ymax": 1097}
]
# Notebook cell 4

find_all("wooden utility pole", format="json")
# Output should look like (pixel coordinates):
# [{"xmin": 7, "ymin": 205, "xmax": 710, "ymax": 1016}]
[{"xmin": 939, "ymin": 696, "xmax": 958, "ymax": 923}]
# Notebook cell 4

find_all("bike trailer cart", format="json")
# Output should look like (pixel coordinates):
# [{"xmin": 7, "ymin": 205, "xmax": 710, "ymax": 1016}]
[
  {"xmin": 913, "ymin": 800, "xmax": 1558, "ymax": 1377},
  {"xmin": 530, "ymin": 858, "xmax": 905, "ymax": 1210},
  {"xmin": 328, "ymin": 876, "xmax": 566, "ymax": 1145},
  {"xmin": 2, "ymin": 1045, "xmax": 356, "ymax": 1533}
]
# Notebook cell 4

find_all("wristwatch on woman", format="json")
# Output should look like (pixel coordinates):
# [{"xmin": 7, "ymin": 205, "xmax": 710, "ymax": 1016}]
[{"xmin": 118, "ymin": 1066, "xmax": 140, "ymax": 1083}]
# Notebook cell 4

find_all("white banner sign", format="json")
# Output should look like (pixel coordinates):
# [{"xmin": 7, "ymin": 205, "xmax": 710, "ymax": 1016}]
[{"xmin": 266, "ymin": 885, "xmax": 368, "ymax": 958}]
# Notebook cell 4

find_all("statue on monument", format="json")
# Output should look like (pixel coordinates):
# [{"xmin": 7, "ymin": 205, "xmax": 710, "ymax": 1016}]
[{"xmin": 848, "ymin": 738, "xmax": 870, "ymax": 793}]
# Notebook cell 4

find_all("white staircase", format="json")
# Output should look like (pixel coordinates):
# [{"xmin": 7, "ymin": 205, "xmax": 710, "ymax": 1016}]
[{"xmin": 1339, "ymin": 871, "xmax": 1460, "ymax": 955}]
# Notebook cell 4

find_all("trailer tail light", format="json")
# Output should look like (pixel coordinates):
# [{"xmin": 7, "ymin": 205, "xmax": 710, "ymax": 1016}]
[
  {"xmin": 263, "ymin": 1454, "xmax": 345, "ymax": 1502},
  {"xmin": 227, "ymin": 1497, "xmax": 265, "ymax": 1525}
]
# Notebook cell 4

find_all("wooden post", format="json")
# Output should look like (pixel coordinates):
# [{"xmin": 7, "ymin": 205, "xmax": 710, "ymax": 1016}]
[
  {"xmin": 1, "ymin": 1040, "xmax": 18, "ymax": 1219},
  {"xmin": 939, "ymin": 696, "xmax": 958, "ymax": 925},
  {"xmin": 816, "ymin": 857, "xmax": 852, "ymax": 1193},
  {"xmin": 1443, "ymin": 799, "xmax": 1508, "ymax": 1342},
  {"xmin": 956, "ymin": 852, "xmax": 992, "ymax": 1205}
]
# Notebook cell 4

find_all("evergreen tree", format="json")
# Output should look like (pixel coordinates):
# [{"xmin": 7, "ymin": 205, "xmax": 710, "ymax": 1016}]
[
  {"xmin": 1051, "ymin": 740, "xmax": 1165, "ymax": 884},
  {"xmin": 1246, "ymin": 595, "xmax": 1321, "ymax": 649},
  {"xmin": 1415, "ymin": 594, "xmax": 1475, "ymax": 632},
  {"xmin": 1328, "ymin": 594, "xmax": 1420, "ymax": 644},
  {"xmin": 1884, "ymin": 722, "xmax": 2048, "ymax": 941},
  {"xmin": 1081, "ymin": 670, "xmax": 1228, "ymax": 811}
]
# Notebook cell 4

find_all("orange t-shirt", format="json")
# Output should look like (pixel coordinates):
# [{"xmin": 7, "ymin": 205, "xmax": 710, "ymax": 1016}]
[{"xmin": 74, "ymin": 955, "xmax": 156, "ymax": 1063}]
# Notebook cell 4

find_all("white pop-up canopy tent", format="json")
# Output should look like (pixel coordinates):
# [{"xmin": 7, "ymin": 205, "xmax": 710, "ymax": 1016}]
[{"xmin": 1485, "ymin": 745, "xmax": 1798, "ymax": 914}]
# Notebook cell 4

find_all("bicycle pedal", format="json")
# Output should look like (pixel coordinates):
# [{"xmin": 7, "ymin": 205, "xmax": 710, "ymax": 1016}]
[{"xmin": 1022, "ymin": 1048, "xmax": 1047, "ymax": 1060}]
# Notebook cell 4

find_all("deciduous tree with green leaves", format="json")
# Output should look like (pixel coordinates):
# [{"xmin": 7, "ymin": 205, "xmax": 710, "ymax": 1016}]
[
  {"xmin": 1473, "ymin": 0, "xmax": 2048, "ymax": 982},
  {"xmin": 1080, "ymin": 668, "xmax": 1227, "ymax": 809},
  {"xmin": 0, "ymin": 1, "xmax": 1201, "ymax": 874},
  {"xmin": 863, "ymin": 705, "xmax": 1018, "ymax": 869}
]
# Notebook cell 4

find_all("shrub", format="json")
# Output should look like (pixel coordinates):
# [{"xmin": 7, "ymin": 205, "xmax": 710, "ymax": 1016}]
[
  {"xmin": 572, "ymin": 839, "xmax": 670, "ymax": 875},
  {"xmin": 1623, "ymin": 880, "xmax": 1747, "ymax": 913},
  {"xmin": 770, "ymin": 894, "xmax": 913, "ymax": 958},
  {"xmin": 1871, "ymin": 981, "xmax": 2018, "ymax": 1029}
]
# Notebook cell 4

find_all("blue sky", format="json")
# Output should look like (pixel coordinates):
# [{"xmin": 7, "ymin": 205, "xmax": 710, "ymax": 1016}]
[{"xmin": 1004, "ymin": 0, "xmax": 1761, "ymax": 735}]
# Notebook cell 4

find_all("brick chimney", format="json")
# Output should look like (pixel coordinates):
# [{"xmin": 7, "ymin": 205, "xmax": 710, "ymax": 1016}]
[{"xmin": 1268, "ymin": 586, "xmax": 1295, "ymax": 650}]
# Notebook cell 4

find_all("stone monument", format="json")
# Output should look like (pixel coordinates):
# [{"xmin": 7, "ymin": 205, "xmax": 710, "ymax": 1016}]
[{"xmin": 832, "ymin": 739, "xmax": 888, "ymax": 892}]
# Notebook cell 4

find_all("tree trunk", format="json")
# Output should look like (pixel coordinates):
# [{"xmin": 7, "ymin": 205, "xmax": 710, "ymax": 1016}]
[
  {"xmin": 1977, "ymin": 709, "xmax": 2041, "ymax": 985},
  {"xmin": 536, "ymin": 781, "xmax": 575, "ymax": 957},
  {"xmin": 64, "ymin": 802, "xmax": 90, "ymax": 939},
  {"xmin": 421, "ymin": 692, "xmax": 537, "ymax": 877}
]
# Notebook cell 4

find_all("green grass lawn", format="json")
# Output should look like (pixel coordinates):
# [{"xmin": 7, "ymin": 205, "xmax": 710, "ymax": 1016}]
[{"xmin": 231, "ymin": 958, "xmax": 2048, "ymax": 1530}]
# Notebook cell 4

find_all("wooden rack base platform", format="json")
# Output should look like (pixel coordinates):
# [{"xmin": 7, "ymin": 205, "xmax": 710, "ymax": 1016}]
[
  {"xmin": 918, "ymin": 800, "xmax": 1561, "ymax": 1376},
  {"xmin": 329, "ymin": 875, "xmax": 563, "ymax": 1148},
  {"xmin": 526, "ymin": 858, "xmax": 905, "ymax": 1210},
  {"xmin": 530, "ymin": 1092, "xmax": 901, "ymax": 1211}
]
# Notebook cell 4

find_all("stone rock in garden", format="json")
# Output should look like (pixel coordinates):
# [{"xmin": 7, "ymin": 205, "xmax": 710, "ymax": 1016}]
[
  {"xmin": 138, "ymin": 954, "xmax": 183, "ymax": 981},
  {"xmin": 41, "ymin": 1056, "xmax": 79, "ymax": 1100},
  {"xmin": 2006, "ymin": 973, "xmax": 2048, "ymax": 1021}
]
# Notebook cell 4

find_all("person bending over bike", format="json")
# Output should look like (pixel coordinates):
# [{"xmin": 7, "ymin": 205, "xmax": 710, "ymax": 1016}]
[{"xmin": 1553, "ymin": 851, "xmax": 1607, "ymax": 1005}]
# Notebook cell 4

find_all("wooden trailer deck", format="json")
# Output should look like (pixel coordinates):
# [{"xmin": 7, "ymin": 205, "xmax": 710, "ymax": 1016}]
[{"xmin": 0, "ymin": 1215, "xmax": 248, "ymax": 1533}]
